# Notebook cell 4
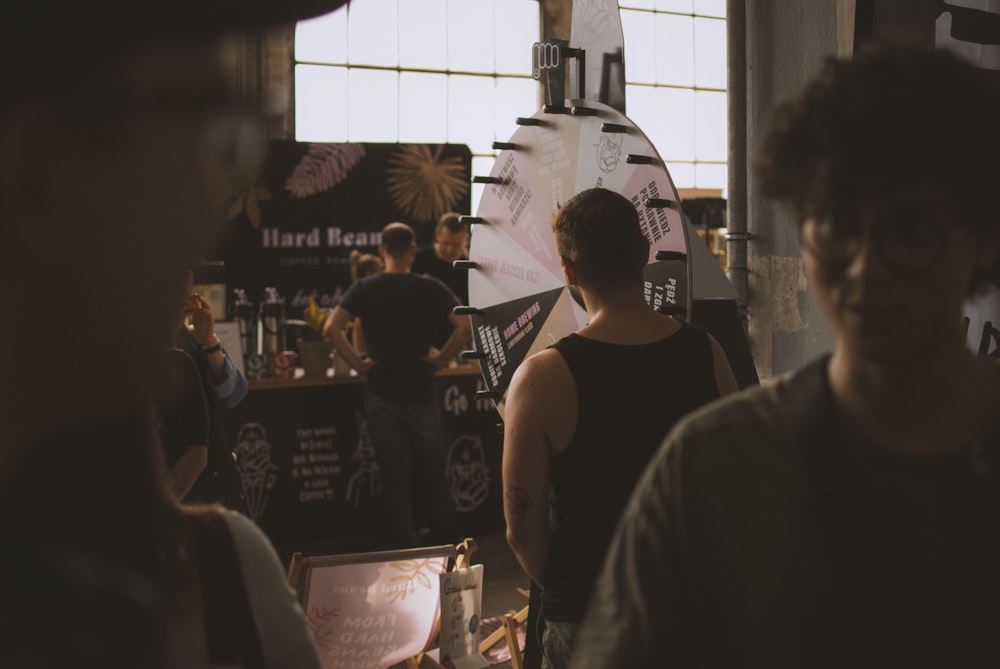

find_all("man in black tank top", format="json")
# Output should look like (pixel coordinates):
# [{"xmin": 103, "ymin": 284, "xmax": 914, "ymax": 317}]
[{"xmin": 502, "ymin": 188, "xmax": 739, "ymax": 669}]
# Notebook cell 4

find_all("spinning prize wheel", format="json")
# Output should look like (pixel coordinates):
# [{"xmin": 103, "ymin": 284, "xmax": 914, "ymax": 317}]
[{"xmin": 462, "ymin": 99, "xmax": 692, "ymax": 416}]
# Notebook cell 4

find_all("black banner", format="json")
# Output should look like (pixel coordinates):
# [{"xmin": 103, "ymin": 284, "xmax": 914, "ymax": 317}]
[{"xmin": 219, "ymin": 141, "xmax": 472, "ymax": 318}]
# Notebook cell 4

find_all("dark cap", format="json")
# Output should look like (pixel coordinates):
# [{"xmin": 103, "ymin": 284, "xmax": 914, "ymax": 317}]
[
  {"xmin": 2, "ymin": 0, "xmax": 350, "ymax": 106},
  {"xmin": 4, "ymin": 0, "xmax": 349, "ymax": 36}
]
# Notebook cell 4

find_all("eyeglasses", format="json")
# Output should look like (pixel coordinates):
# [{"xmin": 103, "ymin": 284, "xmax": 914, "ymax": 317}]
[{"xmin": 800, "ymin": 207, "xmax": 951, "ymax": 277}]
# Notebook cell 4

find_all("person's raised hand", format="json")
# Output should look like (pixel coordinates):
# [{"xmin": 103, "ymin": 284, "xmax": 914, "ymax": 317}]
[{"xmin": 190, "ymin": 293, "xmax": 217, "ymax": 346}]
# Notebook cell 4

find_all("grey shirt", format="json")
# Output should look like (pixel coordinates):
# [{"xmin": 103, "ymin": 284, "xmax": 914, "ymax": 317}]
[{"xmin": 571, "ymin": 358, "xmax": 1000, "ymax": 669}]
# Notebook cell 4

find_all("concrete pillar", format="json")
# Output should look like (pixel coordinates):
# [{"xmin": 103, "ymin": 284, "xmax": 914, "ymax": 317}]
[
  {"xmin": 230, "ymin": 26, "xmax": 296, "ymax": 140},
  {"xmin": 742, "ymin": 1, "xmax": 843, "ymax": 378}
]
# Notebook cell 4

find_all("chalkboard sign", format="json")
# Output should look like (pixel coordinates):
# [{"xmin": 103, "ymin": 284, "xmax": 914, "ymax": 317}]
[{"xmin": 222, "ymin": 371, "xmax": 503, "ymax": 555}]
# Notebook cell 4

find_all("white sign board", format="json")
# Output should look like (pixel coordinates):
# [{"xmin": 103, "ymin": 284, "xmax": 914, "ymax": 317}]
[
  {"xmin": 295, "ymin": 546, "xmax": 453, "ymax": 669},
  {"xmin": 964, "ymin": 286, "xmax": 1000, "ymax": 358},
  {"xmin": 214, "ymin": 321, "xmax": 246, "ymax": 376},
  {"xmin": 437, "ymin": 565, "xmax": 489, "ymax": 669}
]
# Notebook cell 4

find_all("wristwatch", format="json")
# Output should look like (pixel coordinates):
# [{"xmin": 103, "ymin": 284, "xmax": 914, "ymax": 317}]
[{"xmin": 199, "ymin": 335, "xmax": 222, "ymax": 354}]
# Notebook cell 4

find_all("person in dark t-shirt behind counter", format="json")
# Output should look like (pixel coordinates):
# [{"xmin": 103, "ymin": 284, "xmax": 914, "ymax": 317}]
[
  {"xmin": 324, "ymin": 222, "xmax": 471, "ymax": 549},
  {"xmin": 412, "ymin": 212, "xmax": 470, "ymax": 355},
  {"xmin": 412, "ymin": 212, "xmax": 470, "ymax": 304}
]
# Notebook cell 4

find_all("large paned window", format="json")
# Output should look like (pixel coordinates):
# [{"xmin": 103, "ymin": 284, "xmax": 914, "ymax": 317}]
[
  {"xmin": 294, "ymin": 0, "xmax": 541, "ymax": 211},
  {"xmin": 294, "ymin": 1, "xmax": 727, "ymax": 209},
  {"xmin": 620, "ymin": 0, "xmax": 727, "ymax": 192}
]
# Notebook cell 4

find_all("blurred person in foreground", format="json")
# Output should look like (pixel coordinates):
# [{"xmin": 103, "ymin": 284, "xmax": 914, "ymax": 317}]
[
  {"xmin": 503, "ymin": 187, "xmax": 738, "ymax": 669},
  {"xmin": 571, "ymin": 42, "xmax": 1000, "ymax": 669},
  {"xmin": 0, "ymin": 0, "xmax": 347, "ymax": 666},
  {"xmin": 174, "ymin": 269, "xmax": 249, "ymax": 510}
]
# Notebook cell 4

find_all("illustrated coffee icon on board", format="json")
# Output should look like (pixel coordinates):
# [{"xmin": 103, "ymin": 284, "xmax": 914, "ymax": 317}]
[
  {"xmin": 234, "ymin": 422, "xmax": 279, "ymax": 522},
  {"xmin": 346, "ymin": 410, "xmax": 381, "ymax": 509}
]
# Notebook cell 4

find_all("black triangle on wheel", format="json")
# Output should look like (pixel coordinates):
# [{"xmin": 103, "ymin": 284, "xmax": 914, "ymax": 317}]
[
  {"xmin": 642, "ymin": 258, "xmax": 688, "ymax": 316},
  {"xmin": 468, "ymin": 287, "xmax": 566, "ymax": 395}
]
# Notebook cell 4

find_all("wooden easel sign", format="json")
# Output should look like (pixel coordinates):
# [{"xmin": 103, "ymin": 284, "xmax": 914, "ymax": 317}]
[
  {"xmin": 437, "ymin": 565, "xmax": 490, "ymax": 669},
  {"xmin": 289, "ymin": 545, "xmax": 455, "ymax": 669}
]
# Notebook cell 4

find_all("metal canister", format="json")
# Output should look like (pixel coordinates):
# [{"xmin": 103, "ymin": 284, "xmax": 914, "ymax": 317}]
[
  {"xmin": 260, "ymin": 287, "xmax": 287, "ymax": 354},
  {"xmin": 232, "ymin": 288, "xmax": 257, "ymax": 358}
]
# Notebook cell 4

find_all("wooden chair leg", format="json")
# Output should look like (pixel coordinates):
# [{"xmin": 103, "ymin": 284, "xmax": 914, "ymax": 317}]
[
  {"xmin": 407, "ymin": 654, "xmax": 445, "ymax": 668},
  {"xmin": 478, "ymin": 604, "xmax": 528, "ymax": 655},
  {"xmin": 503, "ymin": 611, "xmax": 524, "ymax": 669},
  {"xmin": 454, "ymin": 537, "xmax": 478, "ymax": 571}
]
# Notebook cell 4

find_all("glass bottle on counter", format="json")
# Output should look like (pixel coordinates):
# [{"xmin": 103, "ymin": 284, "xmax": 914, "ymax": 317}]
[
  {"xmin": 232, "ymin": 288, "xmax": 257, "ymax": 360},
  {"xmin": 260, "ymin": 287, "xmax": 287, "ymax": 354}
]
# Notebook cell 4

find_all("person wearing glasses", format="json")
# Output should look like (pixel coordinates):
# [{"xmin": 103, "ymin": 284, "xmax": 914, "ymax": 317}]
[{"xmin": 570, "ymin": 42, "xmax": 1000, "ymax": 668}]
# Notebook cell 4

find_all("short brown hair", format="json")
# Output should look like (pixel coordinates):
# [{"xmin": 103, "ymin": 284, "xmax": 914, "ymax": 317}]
[
  {"xmin": 380, "ymin": 222, "xmax": 416, "ymax": 257},
  {"xmin": 349, "ymin": 250, "xmax": 384, "ymax": 282},
  {"xmin": 437, "ymin": 212, "xmax": 468, "ymax": 235},
  {"xmin": 552, "ymin": 188, "xmax": 649, "ymax": 293}
]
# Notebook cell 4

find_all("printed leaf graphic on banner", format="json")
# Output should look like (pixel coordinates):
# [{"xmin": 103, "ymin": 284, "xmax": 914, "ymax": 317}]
[
  {"xmin": 227, "ymin": 174, "xmax": 272, "ymax": 229},
  {"xmin": 306, "ymin": 606, "xmax": 340, "ymax": 651},
  {"xmin": 387, "ymin": 558, "xmax": 447, "ymax": 604},
  {"xmin": 285, "ymin": 143, "xmax": 367, "ymax": 198},
  {"xmin": 386, "ymin": 144, "xmax": 470, "ymax": 224}
]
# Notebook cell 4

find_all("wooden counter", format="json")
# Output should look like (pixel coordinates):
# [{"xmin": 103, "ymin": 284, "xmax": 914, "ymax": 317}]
[{"xmin": 247, "ymin": 362, "xmax": 483, "ymax": 390}]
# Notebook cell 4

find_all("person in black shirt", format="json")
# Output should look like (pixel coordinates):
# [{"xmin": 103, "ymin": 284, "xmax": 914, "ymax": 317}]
[
  {"xmin": 159, "ymin": 348, "xmax": 210, "ymax": 500},
  {"xmin": 573, "ymin": 43, "xmax": 1000, "ymax": 669},
  {"xmin": 325, "ymin": 222, "xmax": 471, "ymax": 548},
  {"xmin": 412, "ymin": 211, "xmax": 470, "ymax": 305},
  {"xmin": 412, "ymin": 212, "xmax": 470, "ymax": 356}
]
